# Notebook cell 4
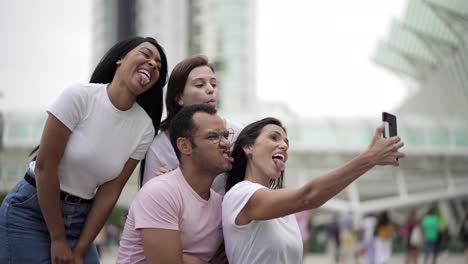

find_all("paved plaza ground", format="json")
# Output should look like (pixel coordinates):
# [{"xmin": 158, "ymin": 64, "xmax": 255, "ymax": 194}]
[{"xmin": 100, "ymin": 246, "xmax": 465, "ymax": 264}]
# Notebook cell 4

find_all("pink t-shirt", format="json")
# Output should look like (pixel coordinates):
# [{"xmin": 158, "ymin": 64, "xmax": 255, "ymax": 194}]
[{"xmin": 117, "ymin": 168, "xmax": 223, "ymax": 263}]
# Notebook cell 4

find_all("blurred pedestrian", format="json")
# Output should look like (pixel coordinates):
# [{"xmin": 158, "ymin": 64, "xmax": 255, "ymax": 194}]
[
  {"xmin": 295, "ymin": 209, "xmax": 313, "ymax": 261},
  {"xmin": 460, "ymin": 212, "xmax": 468, "ymax": 264},
  {"xmin": 339, "ymin": 211, "xmax": 358, "ymax": 264},
  {"xmin": 362, "ymin": 213, "xmax": 377, "ymax": 264},
  {"xmin": 374, "ymin": 211, "xmax": 394, "ymax": 264},
  {"xmin": 406, "ymin": 210, "xmax": 423, "ymax": 264},
  {"xmin": 328, "ymin": 214, "xmax": 342, "ymax": 264},
  {"xmin": 435, "ymin": 209, "xmax": 448, "ymax": 257},
  {"xmin": 422, "ymin": 207, "xmax": 440, "ymax": 264}
]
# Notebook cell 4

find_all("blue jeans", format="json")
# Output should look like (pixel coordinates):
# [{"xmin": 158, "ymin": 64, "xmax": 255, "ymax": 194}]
[
  {"xmin": 0, "ymin": 179, "xmax": 99, "ymax": 263},
  {"xmin": 423, "ymin": 240, "xmax": 437, "ymax": 264}
]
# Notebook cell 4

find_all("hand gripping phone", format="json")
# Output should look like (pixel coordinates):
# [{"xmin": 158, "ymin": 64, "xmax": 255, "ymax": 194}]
[{"xmin": 382, "ymin": 112, "xmax": 397, "ymax": 138}]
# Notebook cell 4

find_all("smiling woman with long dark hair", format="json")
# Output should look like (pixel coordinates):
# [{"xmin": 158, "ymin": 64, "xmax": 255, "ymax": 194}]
[{"xmin": 0, "ymin": 36, "xmax": 168, "ymax": 264}]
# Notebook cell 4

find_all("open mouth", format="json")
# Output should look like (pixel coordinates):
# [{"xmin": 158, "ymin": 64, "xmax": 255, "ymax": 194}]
[
  {"xmin": 137, "ymin": 69, "xmax": 151, "ymax": 80},
  {"xmin": 272, "ymin": 153, "xmax": 285, "ymax": 171},
  {"xmin": 136, "ymin": 69, "xmax": 152, "ymax": 86},
  {"xmin": 223, "ymin": 150, "xmax": 234, "ymax": 162},
  {"xmin": 272, "ymin": 153, "xmax": 284, "ymax": 161}
]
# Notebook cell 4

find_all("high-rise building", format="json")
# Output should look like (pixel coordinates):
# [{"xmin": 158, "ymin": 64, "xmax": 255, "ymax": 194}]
[
  {"xmin": 92, "ymin": 0, "xmax": 256, "ymax": 114},
  {"xmin": 135, "ymin": 0, "xmax": 188, "ymax": 70},
  {"xmin": 187, "ymin": 0, "xmax": 257, "ymax": 114},
  {"xmin": 92, "ymin": 0, "xmax": 137, "ymax": 66}
]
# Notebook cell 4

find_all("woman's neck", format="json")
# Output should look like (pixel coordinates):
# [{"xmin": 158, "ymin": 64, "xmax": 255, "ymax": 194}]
[
  {"xmin": 107, "ymin": 80, "xmax": 136, "ymax": 111},
  {"xmin": 244, "ymin": 164, "xmax": 270, "ymax": 188}
]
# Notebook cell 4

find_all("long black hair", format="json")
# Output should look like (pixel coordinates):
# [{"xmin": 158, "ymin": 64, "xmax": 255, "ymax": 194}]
[
  {"xmin": 31, "ymin": 37, "xmax": 168, "ymax": 186},
  {"xmin": 90, "ymin": 36, "xmax": 168, "ymax": 133},
  {"xmin": 89, "ymin": 37, "xmax": 168, "ymax": 187},
  {"xmin": 225, "ymin": 117, "xmax": 287, "ymax": 193}
]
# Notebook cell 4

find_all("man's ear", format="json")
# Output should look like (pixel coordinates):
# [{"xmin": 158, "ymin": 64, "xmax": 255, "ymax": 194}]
[{"xmin": 177, "ymin": 137, "xmax": 192, "ymax": 156}]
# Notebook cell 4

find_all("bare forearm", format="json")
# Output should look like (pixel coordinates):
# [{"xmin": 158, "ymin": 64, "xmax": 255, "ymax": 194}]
[
  {"xmin": 73, "ymin": 183, "xmax": 121, "ymax": 254},
  {"xmin": 142, "ymin": 228, "xmax": 183, "ymax": 264},
  {"xmin": 34, "ymin": 114, "xmax": 72, "ymax": 242},
  {"xmin": 300, "ymin": 151, "xmax": 374, "ymax": 208},
  {"xmin": 36, "ymin": 167, "xmax": 66, "ymax": 241},
  {"xmin": 74, "ymin": 158, "xmax": 138, "ymax": 256},
  {"xmin": 246, "ymin": 126, "xmax": 403, "ymax": 222}
]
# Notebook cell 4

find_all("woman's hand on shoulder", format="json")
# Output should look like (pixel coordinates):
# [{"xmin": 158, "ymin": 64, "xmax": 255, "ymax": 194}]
[
  {"xmin": 156, "ymin": 165, "xmax": 175, "ymax": 176},
  {"xmin": 365, "ymin": 124, "xmax": 405, "ymax": 166}
]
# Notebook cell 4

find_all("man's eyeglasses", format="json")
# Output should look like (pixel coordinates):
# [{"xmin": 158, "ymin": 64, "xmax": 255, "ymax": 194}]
[{"xmin": 192, "ymin": 130, "xmax": 235, "ymax": 144}]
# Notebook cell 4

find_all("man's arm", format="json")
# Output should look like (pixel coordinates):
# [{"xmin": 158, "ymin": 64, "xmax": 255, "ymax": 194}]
[{"xmin": 141, "ymin": 228, "xmax": 183, "ymax": 264}]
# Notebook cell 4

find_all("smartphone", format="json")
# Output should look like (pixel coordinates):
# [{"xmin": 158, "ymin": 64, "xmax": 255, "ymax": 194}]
[{"xmin": 382, "ymin": 112, "xmax": 397, "ymax": 138}]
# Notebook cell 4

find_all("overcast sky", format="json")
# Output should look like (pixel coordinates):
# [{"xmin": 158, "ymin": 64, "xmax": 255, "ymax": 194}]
[
  {"xmin": 257, "ymin": 0, "xmax": 408, "ymax": 118},
  {"xmin": 0, "ymin": 0, "xmax": 92, "ymax": 112},
  {"xmin": 0, "ymin": 0, "xmax": 407, "ymax": 118}
]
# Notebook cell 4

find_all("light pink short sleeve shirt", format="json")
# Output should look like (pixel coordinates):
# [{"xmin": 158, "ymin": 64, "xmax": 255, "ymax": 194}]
[{"xmin": 117, "ymin": 168, "xmax": 223, "ymax": 263}]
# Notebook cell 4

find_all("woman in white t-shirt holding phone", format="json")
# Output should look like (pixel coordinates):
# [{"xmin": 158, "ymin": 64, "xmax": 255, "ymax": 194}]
[{"xmin": 222, "ymin": 117, "xmax": 404, "ymax": 264}]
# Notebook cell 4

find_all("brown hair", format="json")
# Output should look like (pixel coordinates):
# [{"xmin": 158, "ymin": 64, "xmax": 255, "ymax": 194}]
[{"xmin": 159, "ymin": 55, "xmax": 214, "ymax": 131}]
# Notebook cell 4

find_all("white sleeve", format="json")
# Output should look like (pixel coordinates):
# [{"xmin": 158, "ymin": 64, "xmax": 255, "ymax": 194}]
[
  {"xmin": 130, "ymin": 122, "xmax": 155, "ymax": 160},
  {"xmin": 224, "ymin": 182, "xmax": 265, "ymax": 228},
  {"xmin": 142, "ymin": 142, "xmax": 164, "ymax": 184},
  {"xmin": 47, "ymin": 83, "xmax": 88, "ymax": 131}
]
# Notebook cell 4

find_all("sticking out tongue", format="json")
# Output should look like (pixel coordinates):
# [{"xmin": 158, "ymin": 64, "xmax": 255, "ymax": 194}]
[
  {"xmin": 224, "ymin": 153, "xmax": 234, "ymax": 163},
  {"xmin": 137, "ymin": 72, "xmax": 150, "ymax": 86},
  {"xmin": 273, "ymin": 158, "xmax": 285, "ymax": 171}
]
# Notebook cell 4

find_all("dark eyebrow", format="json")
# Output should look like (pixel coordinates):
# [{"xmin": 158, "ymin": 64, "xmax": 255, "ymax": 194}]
[
  {"xmin": 192, "ymin": 77, "xmax": 217, "ymax": 82},
  {"xmin": 140, "ymin": 47, "xmax": 161, "ymax": 63},
  {"xmin": 272, "ymin": 130, "xmax": 289, "ymax": 145},
  {"xmin": 140, "ymin": 47, "xmax": 153, "ymax": 55}
]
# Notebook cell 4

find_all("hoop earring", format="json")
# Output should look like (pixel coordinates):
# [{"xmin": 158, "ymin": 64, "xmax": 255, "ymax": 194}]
[{"xmin": 247, "ymin": 153, "xmax": 253, "ymax": 159}]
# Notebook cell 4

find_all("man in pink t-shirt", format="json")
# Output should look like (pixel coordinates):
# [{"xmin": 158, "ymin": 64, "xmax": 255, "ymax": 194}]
[{"xmin": 117, "ymin": 104, "xmax": 234, "ymax": 263}]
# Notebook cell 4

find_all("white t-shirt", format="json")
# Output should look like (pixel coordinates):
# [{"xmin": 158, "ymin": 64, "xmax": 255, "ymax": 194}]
[
  {"xmin": 117, "ymin": 168, "xmax": 223, "ymax": 263},
  {"xmin": 142, "ymin": 118, "xmax": 243, "ymax": 193},
  {"xmin": 33, "ymin": 83, "xmax": 155, "ymax": 199},
  {"xmin": 222, "ymin": 181, "xmax": 303, "ymax": 264}
]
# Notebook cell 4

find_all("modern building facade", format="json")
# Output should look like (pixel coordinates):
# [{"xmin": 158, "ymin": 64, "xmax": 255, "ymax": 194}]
[
  {"xmin": 92, "ymin": 0, "xmax": 256, "ymax": 115},
  {"xmin": 372, "ymin": 0, "xmax": 468, "ymax": 234}
]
